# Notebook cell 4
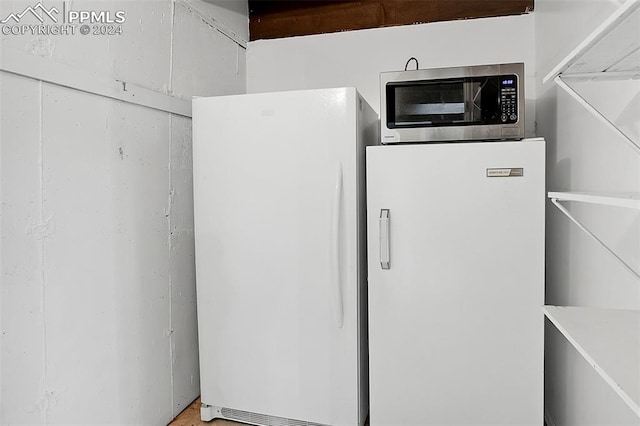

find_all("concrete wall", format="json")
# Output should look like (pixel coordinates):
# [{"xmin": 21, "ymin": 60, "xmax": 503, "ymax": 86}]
[
  {"xmin": 536, "ymin": 1, "xmax": 640, "ymax": 425},
  {"xmin": 246, "ymin": 13, "xmax": 536, "ymax": 138},
  {"xmin": 0, "ymin": 1, "xmax": 247, "ymax": 424}
]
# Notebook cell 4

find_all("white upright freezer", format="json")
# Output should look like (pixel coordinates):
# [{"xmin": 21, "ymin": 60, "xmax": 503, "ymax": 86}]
[
  {"xmin": 192, "ymin": 88, "xmax": 378, "ymax": 426},
  {"xmin": 366, "ymin": 139, "xmax": 545, "ymax": 425}
]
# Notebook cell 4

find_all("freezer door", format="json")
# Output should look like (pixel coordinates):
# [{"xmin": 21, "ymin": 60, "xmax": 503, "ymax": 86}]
[
  {"xmin": 366, "ymin": 140, "xmax": 545, "ymax": 426},
  {"xmin": 193, "ymin": 88, "xmax": 365, "ymax": 426}
]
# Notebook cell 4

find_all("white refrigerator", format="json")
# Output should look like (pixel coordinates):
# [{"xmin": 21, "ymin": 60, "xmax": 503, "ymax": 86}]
[
  {"xmin": 192, "ymin": 88, "xmax": 378, "ymax": 426},
  {"xmin": 366, "ymin": 139, "xmax": 545, "ymax": 425}
]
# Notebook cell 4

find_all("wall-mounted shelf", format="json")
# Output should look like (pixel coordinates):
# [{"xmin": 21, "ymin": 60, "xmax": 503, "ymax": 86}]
[
  {"xmin": 548, "ymin": 192, "xmax": 640, "ymax": 280},
  {"xmin": 543, "ymin": 0, "xmax": 640, "ymax": 155},
  {"xmin": 552, "ymin": 76, "xmax": 640, "ymax": 155},
  {"xmin": 544, "ymin": 3, "xmax": 640, "ymax": 421},
  {"xmin": 543, "ymin": 306, "xmax": 640, "ymax": 417},
  {"xmin": 544, "ymin": 0, "xmax": 640, "ymax": 83},
  {"xmin": 548, "ymin": 191, "xmax": 640, "ymax": 209}
]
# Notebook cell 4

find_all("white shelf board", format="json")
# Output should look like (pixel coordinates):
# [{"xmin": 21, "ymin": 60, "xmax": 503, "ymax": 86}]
[
  {"xmin": 543, "ymin": 306, "xmax": 640, "ymax": 417},
  {"xmin": 544, "ymin": 0, "xmax": 640, "ymax": 83},
  {"xmin": 548, "ymin": 191, "xmax": 640, "ymax": 210}
]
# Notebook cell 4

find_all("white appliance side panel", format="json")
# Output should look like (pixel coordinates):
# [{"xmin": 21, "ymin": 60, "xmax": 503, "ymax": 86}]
[
  {"xmin": 193, "ymin": 88, "xmax": 361, "ymax": 426},
  {"xmin": 355, "ymin": 94, "xmax": 379, "ymax": 425},
  {"xmin": 366, "ymin": 140, "xmax": 545, "ymax": 426}
]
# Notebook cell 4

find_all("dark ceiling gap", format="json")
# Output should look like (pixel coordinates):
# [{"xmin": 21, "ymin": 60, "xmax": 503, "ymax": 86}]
[{"xmin": 249, "ymin": 0, "xmax": 534, "ymax": 41}]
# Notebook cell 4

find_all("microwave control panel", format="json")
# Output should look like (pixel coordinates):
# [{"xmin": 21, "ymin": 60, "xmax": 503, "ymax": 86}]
[{"xmin": 499, "ymin": 76, "xmax": 518, "ymax": 123}]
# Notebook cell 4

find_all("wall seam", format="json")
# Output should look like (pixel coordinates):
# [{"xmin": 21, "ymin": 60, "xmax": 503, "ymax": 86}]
[
  {"xmin": 0, "ymin": 55, "xmax": 191, "ymax": 118},
  {"xmin": 38, "ymin": 80, "xmax": 48, "ymax": 425},
  {"xmin": 168, "ymin": 1, "xmax": 177, "ymax": 416},
  {"xmin": 168, "ymin": 114, "xmax": 175, "ymax": 417},
  {"xmin": 169, "ymin": 0, "xmax": 176, "ymax": 97},
  {"xmin": 0, "ymin": 63, "xmax": 3, "ymax": 422}
]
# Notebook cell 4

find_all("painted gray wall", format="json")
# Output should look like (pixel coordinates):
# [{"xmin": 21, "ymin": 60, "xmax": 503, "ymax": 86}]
[
  {"xmin": 0, "ymin": 1, "xmax": 247, "ymax": 424},
  {"xmin": 246, "ymin": 14, "xmax": 536, "ymax": 137}
]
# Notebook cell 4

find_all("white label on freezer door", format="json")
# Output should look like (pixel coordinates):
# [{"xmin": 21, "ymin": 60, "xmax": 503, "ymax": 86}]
[{"xmin": 486, "ymin": 168, "xmax": 524, "ymax": 177}]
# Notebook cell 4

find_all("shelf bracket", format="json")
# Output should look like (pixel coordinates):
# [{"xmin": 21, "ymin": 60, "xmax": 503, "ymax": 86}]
[
  {"xmin": 550, "ymin": 197, "xmax": 640, "ymax": 281},
  {"xmin": 555, "ymin": 75, "xmax": 640, "ymax": 156}
]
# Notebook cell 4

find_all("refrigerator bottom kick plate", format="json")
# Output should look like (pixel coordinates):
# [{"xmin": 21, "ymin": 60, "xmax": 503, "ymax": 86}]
[{"xmin": 201, "ymin": 403, "xmax": 329, "ymax": 426}]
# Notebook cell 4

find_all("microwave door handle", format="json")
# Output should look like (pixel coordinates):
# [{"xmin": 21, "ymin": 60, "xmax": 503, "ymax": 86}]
[{"xmin": 464, "ymin": 81, "xmax": 474, "ymax": 123}]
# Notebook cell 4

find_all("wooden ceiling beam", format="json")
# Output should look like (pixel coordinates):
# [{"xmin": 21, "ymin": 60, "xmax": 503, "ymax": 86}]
[{"xmin": 249, "ymin": 0, "xmax": 534, "ymax": 41}]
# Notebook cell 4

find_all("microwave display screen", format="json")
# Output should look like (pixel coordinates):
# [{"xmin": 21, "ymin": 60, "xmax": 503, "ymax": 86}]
[{"xmin": 386, "ymin": 74, "xmax": 518, "ymax": 129}]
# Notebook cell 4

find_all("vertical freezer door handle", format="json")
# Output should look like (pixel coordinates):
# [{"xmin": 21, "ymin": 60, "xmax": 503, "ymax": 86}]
[
  {"xmin": 380, "ymin": 209, "xmax": 390, "ymax": 269},
  {"xmin": 331, "ymin": 162, "xmax": 344, "ymax": 329}
]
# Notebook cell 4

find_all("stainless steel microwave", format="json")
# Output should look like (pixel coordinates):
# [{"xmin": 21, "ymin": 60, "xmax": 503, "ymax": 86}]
[{"xmin": 380, "ymin": 62, "xmax": 524, "ymax": 143}]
